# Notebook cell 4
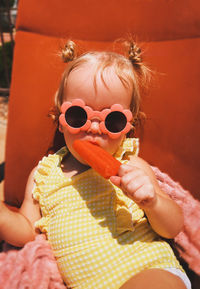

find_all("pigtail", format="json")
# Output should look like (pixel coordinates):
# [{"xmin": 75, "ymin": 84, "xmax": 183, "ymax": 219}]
[
  {"xmin": 61, "ymin": 40, "xmax": 77, "ymax": 62},
  {"xmin": 126, "ymin": 39, "xmax": 151, "ymax": 84},
  {"xmin": 127, "ymin": 41, "xmax": 142, "ymax": 68}
]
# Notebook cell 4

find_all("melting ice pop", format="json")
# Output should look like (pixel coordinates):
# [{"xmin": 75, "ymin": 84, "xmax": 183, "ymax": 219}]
[{"xmin": 73, "ymin": 140, "xmax": 121, "ymax": 179}]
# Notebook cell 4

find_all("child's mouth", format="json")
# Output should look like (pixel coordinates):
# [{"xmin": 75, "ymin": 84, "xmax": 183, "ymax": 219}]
[{"xmin": 84, "ymin": 137, "xmax": 100, "ymax": 146}]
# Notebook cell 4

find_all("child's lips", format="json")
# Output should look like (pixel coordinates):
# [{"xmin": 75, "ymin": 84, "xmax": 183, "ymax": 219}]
[
  {"xmin": 84, "ymin": 137, "xmax": 101, "ymax": 146},
  {"xmin": 86, "ymin": 138, "xmax": 99, "ymax": 146},
  {"xmin": 84, "ymin": 134, "xmax": 109, "ymax": 147}
]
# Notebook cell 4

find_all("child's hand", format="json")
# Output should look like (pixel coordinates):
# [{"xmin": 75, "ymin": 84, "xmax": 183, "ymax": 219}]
[
  {"xmin": 111, "ymin": 158, "xmax": 184, "ymax": 238},
  {"xmin": 110, "ymin": 163, "xmax": 157, "ymax": 209}
]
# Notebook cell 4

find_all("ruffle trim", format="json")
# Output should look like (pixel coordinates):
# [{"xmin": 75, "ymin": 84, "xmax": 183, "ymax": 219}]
[
  {"xmin": 34, "ymin": 147, "xmax": 67, "ymax": 185},
  {"xmin": 32, "ymin": 147, "xmax": 68, "ymax": 232},
  {"xmin": 34, "ymin": 216, "xmax": 50, "ymax": 234},
  {"xmin": 114, "ymin": 187, "xmax": 147, "ymax": 235},
  {"xmin": 113, "ymin": 138, "xmax": 147, "ymax": 234},
  {"xmin": 33, "ymin": 185, "xmax": 50, "ymax": 232},
  {"xmin": 114, "ymin": 138, "xmax": 139, "ymax": 161}
]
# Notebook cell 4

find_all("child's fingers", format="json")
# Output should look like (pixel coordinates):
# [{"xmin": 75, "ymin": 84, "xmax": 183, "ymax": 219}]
[
  {"xmin": 121, "ymin": 173, "xmax": 156, "ymax": 203},
  {"xmin": 110, "ymin": 175, "xmax": 121, "ymax": 187},
  {"xmin": 111, "ymin": 168, "xmax": 146, "ymax": 191},
  {"xmin": 120, "ymin": 169, "xmax": 143, "ymax": 185},
  {"xmin": 112, "ymin": 164, "xmax": 156, "ymax": 207},
  {"xmin": 121, "ymin": 175, "xmax": 146, "ymax": 196},
  {"xmin": 117, "ymin": 163, "xmax": 139, "ymax": 177},
  {"xmin": 128, "ymin": 183, "xmax": 156, "ymax": 207},
  {"xmin": 111, "ymin": 164, "xmax": 141, "ymax": 188}
]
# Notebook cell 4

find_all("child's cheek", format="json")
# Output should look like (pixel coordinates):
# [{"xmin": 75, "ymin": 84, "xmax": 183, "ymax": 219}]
[{"xmin": 105, "ymin": 135, "xmax": 125, "ymax": 155}]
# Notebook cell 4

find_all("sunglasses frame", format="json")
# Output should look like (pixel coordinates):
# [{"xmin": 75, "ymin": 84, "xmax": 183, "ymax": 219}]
[{"xmin": 59, "ymin": 99, "xmax": 133, "ymax": 139}]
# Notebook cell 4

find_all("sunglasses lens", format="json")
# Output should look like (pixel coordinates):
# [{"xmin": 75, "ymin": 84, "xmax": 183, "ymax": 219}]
[
  {"xmin": 105, "ymin": 111, "xmax": 127, "ymax": 133},
  {"xmin": 65, "ymin": 106, "xmax": 87, "ymax": 128}
]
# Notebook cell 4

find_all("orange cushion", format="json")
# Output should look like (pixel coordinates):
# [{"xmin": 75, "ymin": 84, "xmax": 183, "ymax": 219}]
[
  {"xmin": 4, "ymin": 0, "xmax": 200, "ymax": 205},
  {"xmin": 16, "ymin": 0, "xmax": 200, "ymax": 41},
  {"xmin": 139, "ymin": 38, "xmax": 200, "ymax": 198}
]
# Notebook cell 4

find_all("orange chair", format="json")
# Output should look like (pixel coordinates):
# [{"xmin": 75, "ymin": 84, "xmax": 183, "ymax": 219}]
[
  {"xmin": 5, "ymin": 0, "xmax": 200, "ymax": 207},
  {"xmin": 3, "ymin": 0, "xmax": 200, "ymax": 286}
]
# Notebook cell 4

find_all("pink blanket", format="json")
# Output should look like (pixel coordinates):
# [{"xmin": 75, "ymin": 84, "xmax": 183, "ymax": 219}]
[
  {"xmin": 0, "ymin": 235, "xmax": 66, "ymax": 289},
  {"xmin": 152, "ymin": 167, "xmax": 200, "ymax": 275},
  {"xmin": 0, "ymin": 167, "xmax": 199, "ymax": 289}
]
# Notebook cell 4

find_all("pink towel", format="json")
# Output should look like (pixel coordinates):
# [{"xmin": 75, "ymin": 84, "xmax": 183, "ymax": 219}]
[
  {"xmin": 0, "ymin": 234, "xmax": 66, "ymax": 289},
  {"xmin": 0, "ymin": 166, "xmax": 199, "ymax": 289},
  {"xmin": 152, "ymin": 166, "xmax": 200, "ymax": 275}
]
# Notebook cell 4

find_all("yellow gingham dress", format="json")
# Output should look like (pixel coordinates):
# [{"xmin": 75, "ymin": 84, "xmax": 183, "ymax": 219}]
[{"xmin": 33, "ymin": 138, "xmax": 183, "ymax": 289}]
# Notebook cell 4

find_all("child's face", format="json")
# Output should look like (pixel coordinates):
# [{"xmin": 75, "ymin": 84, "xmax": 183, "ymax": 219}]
[{"xmin": 60, "ymin": 63, "xmax": 132, "ymax": 164}]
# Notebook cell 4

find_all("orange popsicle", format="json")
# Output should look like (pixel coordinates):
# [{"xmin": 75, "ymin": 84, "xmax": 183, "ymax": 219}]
[{"xmin": 73, "ymin": 140, "xmax": 121, "ymax": 179}]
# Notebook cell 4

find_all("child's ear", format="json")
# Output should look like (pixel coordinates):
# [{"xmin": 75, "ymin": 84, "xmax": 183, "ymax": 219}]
[{"xmin": 59, "ymin": 124, "xmax": 64, "ymax": 133}]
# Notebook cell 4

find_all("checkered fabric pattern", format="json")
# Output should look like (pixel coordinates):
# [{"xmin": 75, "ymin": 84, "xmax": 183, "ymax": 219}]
[{"xmin": 33, "ymin": 138, "xmax": 183, "ymax": 289}]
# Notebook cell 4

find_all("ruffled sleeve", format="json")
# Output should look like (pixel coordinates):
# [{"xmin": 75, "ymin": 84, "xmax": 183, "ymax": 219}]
[
  {"xmin": 32, "ymin": 147, "xmax": 68, "ymax": 233},
  {"xmin": 113, "ymin": 138, "xmax": 147, "ymax": 234},
  {"xmin": 113, "ymin": 137, "xmax": 139, "ymax": 161}
]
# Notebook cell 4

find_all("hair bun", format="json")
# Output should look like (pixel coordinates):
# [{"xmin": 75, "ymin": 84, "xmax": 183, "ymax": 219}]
[
  {"xmin": 61, "ymin": 40, "xmax": 76, "ymax": 63},
  {"xmin": 128, "ymin": 42, "xmax": 142, "ymax": 65}
]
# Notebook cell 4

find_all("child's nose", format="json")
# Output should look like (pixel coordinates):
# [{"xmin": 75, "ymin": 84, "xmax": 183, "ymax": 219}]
[{"xmin": 87, "ymin": 119, "xmax": 102, "ymax": 135}]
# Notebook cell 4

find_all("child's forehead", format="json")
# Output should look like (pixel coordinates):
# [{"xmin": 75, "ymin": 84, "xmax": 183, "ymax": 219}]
[
  {"xmin": 68, "ymin": 62, "xmax": 117, "ymax": 81},
  {"xmin": 65, "ymin": 63, "xmax": 132, "ymax": 109},
  {"xmin": 66, "ymin": 62, "xmax": 130, "ymax": 92}
]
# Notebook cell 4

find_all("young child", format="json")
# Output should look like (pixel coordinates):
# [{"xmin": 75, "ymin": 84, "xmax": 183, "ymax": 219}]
[{"xmin": 0, "ymin": 40, "xmax": 191, "ymax": 289}]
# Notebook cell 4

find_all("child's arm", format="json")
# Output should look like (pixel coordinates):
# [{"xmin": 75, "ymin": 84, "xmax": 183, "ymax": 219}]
[
  {"xmin": 0, "ymin": 168, "xmax": 41, "ymax": 247},
  {"xmin": 110, "ymin": 156, "xmax": 184, "ymax": 239}
]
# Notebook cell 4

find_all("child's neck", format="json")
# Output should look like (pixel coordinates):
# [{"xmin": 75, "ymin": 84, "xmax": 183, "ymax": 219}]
[{"xmin": 61, "ymin": 153, "xmax": 90, "ymax": 178}]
